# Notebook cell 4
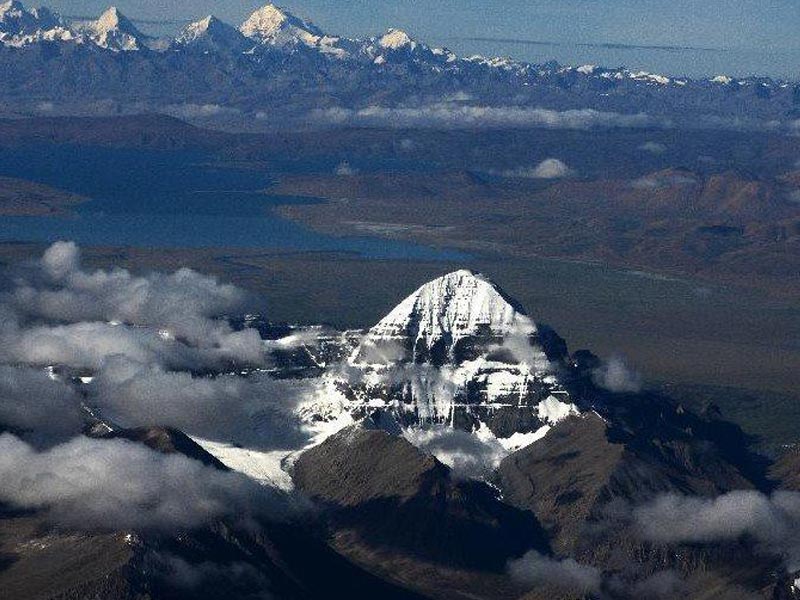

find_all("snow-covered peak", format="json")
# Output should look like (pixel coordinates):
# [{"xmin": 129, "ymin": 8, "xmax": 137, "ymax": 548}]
[
  {"xmin": 0, "ymin": 0, "xmax": 57, "ymax": 33},
  {"xmin": 239, "ymin": 3, "xmax": 350, "ymax": 57},
  {"xmin": 711, "ymin": 74, "xmax": 734, "ymax": 85},
  {"xmin": 0, "ymin": 0, "xmax": 27, "ymax": 22},
  {"xmin": 95, "ymin": 6, "xmax": 125, "ymax": 30},
  {"xmin": 365, "ymin": 270, "xmax": 536, "ymax": 356},
  {"xmin": 240, "ymin": 4, "xmax": 319, "ymax": 43},
  {"xmin": 379, "ymin": 28, "xmax": 415, "ymax": 51},
  {"xmin": 85, "ymin": 6, "xmax": 146, "ymax": 51},
  {"xmin": 629, "ymin": 70, "xmax": 671, "ymax": 85},
  {"xmin": 0, "ymin": 0, "xmax": 74, "ymax": 45},
  {"xmin": 188, "ymin": 14, "xmax": 217, "ymax": 33},
  {"xmin": 364, "ymin": 27, "xmax": 458, "ymax": 66},
  {"xmin": 173, "ymin": 14, "xmax": 248, "ymax": 53}
]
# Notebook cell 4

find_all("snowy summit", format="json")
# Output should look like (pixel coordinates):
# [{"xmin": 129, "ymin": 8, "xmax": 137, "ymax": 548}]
[
  {"xmin": 366, "ymin": 269, "xmax": 536, "ymax": 356},
  {"xmin": 84, "ymin": 6, "xmax": 146, "ymax": 51},
  {"xmin": 173, "ymin": 15, "xmax": 248, "ymax": 53},
  {"xmin": 378, "ymin": 28, "xmax": 416, "ymax": 51}
]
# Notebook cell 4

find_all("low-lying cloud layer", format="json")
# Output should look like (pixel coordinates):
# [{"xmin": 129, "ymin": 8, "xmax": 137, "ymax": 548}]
[
  {"xmin": 0, "ymin": 433, "xmax": 291, "ymax": 532},
  {"xmin": 1, "ymin": 242, "xmax": 263, "ymax": 370},
  {"xmin": 163, "ymin": 103, "xmax": 242, "ymax": 120},
  {"xmin": 0, "ymin": 243, "xmax": 311, "ymax": 535},
  {"xmin": 634, "ymin": 490, "xmax": 800, "ymax": 570},
  {"xmin": 314, "ymin": 104, "xmax": 663, "ymax": 129}
]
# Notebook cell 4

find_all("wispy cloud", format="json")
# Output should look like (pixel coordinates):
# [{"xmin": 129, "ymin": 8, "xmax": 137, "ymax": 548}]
[
  {"xmin": 449, "ymin": 36, "xmax": 726, "ymax": 54},
  {"xmin": 314, "ymin": 105, "xmax": 664, "ymax": 130}
]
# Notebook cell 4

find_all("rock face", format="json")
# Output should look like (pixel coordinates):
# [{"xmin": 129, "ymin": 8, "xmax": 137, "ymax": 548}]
[
  {"xmin": 0, "ymin": 425, "xmax": 427, "ymax": 600},
  {"xmin": 497, "ymin": 400, "xmax": 779, "ymax": 597},
  {"xmin": 292, "ymin": 425, "xmax": 547, "ymax": 599},
  {"xmin": 103, "ymin": 426, "xmax": 230, "ymax": 470}
]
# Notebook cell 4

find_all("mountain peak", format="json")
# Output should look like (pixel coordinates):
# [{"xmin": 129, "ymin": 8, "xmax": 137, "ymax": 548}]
[
  {"xmin": 379, "ymin": 28, "xmax": 415, "ymax": 50},
  {"xmin": 196, "ymin": 14, "xmax": 215, "ymax": 27},
  {"xmin": 0, "ymin": 0, "xmax": 24, "ymax": 16},
  {"xmin": 95, "ymin": 6, "xmax": 125, "ymax": 30},
  {"xmin": 240, "ymin": 3, "xmax": 322, "ymax": 41},
  {"xmin": 364, "ymin": 270, "xmax": 536, "ymax": 361},
  {"xmin": 0, "ymin": 0, "xmax": 63, "ymax": 38},
  {"xmin": 174, "ymin": 14, "xmax": 247, "ymax": 52},
  {"xmin": 88, "ymin": 5, "xmax": 145, "ymax": 51}
]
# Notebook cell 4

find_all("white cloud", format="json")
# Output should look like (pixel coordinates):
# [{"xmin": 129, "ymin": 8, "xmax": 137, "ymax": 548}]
[
  {"xmin": 639, "ymin": 141, "xmax": 667, "ymax": 154},
  {"xmin": 0, "ymin": 433, "xmax": 294, "ymax": 532},
  {"xmin": 89, "ymin": 358, "xmax": 310, "ymax": 449},
  {"xmin": 634, "ymin": 490, "xmax": 800, "ymax": 571},
  {"xmin": 403, "ymin": 425, "xmax": 508, "ymax": 480},
  {"xmin": 314, "ymin": 105, "xmax": 662, "ymax": 130},
  {"xmin": 0, "ymin": 366, "xmax": 83, "ymax": 444},
  {"xmin": 502, "ymin": 158, "xmax": 574, "ymax": 179},
  {"xmin": 508, "ymin": 550, "xmax": 602, "ymax": 595},
  {"xmin": 5, "ymin": 242, "xmax": 264, "ymax": 368},
  {"xmin": 593, "ymin": 356, "xmax": 642, "ymax": 393},
  {"xmin": 163, "ymin": 104, "xmax": 241, "ymax": 120},
  {"xmin": 632, "ymin": 172, "xmax": 697, "ymax": 190}
]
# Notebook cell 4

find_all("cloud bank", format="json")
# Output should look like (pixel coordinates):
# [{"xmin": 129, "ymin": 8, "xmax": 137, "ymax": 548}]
[
  {"xmin": 314, "ymin": 104, "xmax": 663, "ymax": 129},
  {"xmin": 634, "ymin": 490, "xmax": 800, "ymax": 570},
  {"xmin": 89, "ymin": 357, "xmax": 310, "ymax": 449},
  {"xmin": 1, "ymin": 241, "xmax": 264, "ymax": 370},
  {"xmin": 0, "ymin": 433, "xmax": 292, "ymax": 532},
  {"xmin": 0, "ymin": 365, "xmax": 83, "ymax": 444}
]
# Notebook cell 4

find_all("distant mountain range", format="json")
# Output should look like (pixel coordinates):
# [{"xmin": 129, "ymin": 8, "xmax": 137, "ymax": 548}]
[{"xmin": 1, "ymin": 1, "xmax": 798, "ymax": 129}]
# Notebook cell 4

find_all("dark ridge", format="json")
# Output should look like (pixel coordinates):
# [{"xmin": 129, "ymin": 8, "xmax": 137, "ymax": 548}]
[{"xmin": 103, "ymin": 426, "xmax": 229, "ymax": 471}]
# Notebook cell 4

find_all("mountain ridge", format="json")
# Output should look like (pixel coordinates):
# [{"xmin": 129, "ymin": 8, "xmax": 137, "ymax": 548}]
[{"xmin": 0, "ymin": 2, "xmax": 797, "ymax": 129}]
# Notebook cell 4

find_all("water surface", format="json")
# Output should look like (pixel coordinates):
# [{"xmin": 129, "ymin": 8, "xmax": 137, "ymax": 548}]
[{"xmin": 0, "ymin": 146, "xmax": 464, "ymax": 260}]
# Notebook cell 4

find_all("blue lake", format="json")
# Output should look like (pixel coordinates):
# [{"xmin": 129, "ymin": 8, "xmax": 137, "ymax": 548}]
[{"xmin": 0, "ymin": 146, "xmax": 465, "ymax": 260}]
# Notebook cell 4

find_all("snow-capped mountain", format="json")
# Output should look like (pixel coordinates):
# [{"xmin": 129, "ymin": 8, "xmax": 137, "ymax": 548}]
[
  {"xmin": 239, "ymin": 4, "xmax": 351, "ymax": 58},
  {"xmin": 300, "ymin": 271, "xmax": 579, "ymax": 447},
  {"xmin": 362, "ymin": 28, "xmax": 457, "ymax": 66},
  {"xmin": 2, "ymin": 245, "xmax": 789, "ymax": 599},
  {"xmin": 0, "ymin": 1, "xmax": 796, "ymax": 127},
  {"xmin": 172, "ymin": 15, "xmax": 249, "ymax": 54},
  {"xmin": 355, "ymin": 269, "xmax": 543, "ymax": 365},
  {"xmin": 0, "ymin": 0, "xmax": 73, "ymax": 45},
  {"xmin": 0, "ymin": 0, "xmax": 56, "ymax": 33},
  {"xmin": 78, "ymin": 6, "xmax": 148, "ymax": 52}
]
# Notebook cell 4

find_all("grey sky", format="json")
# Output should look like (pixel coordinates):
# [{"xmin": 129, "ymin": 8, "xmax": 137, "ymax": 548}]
[{"xmin": 41, "ymin": 1, "xmax": 800, "ymax": 78}]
